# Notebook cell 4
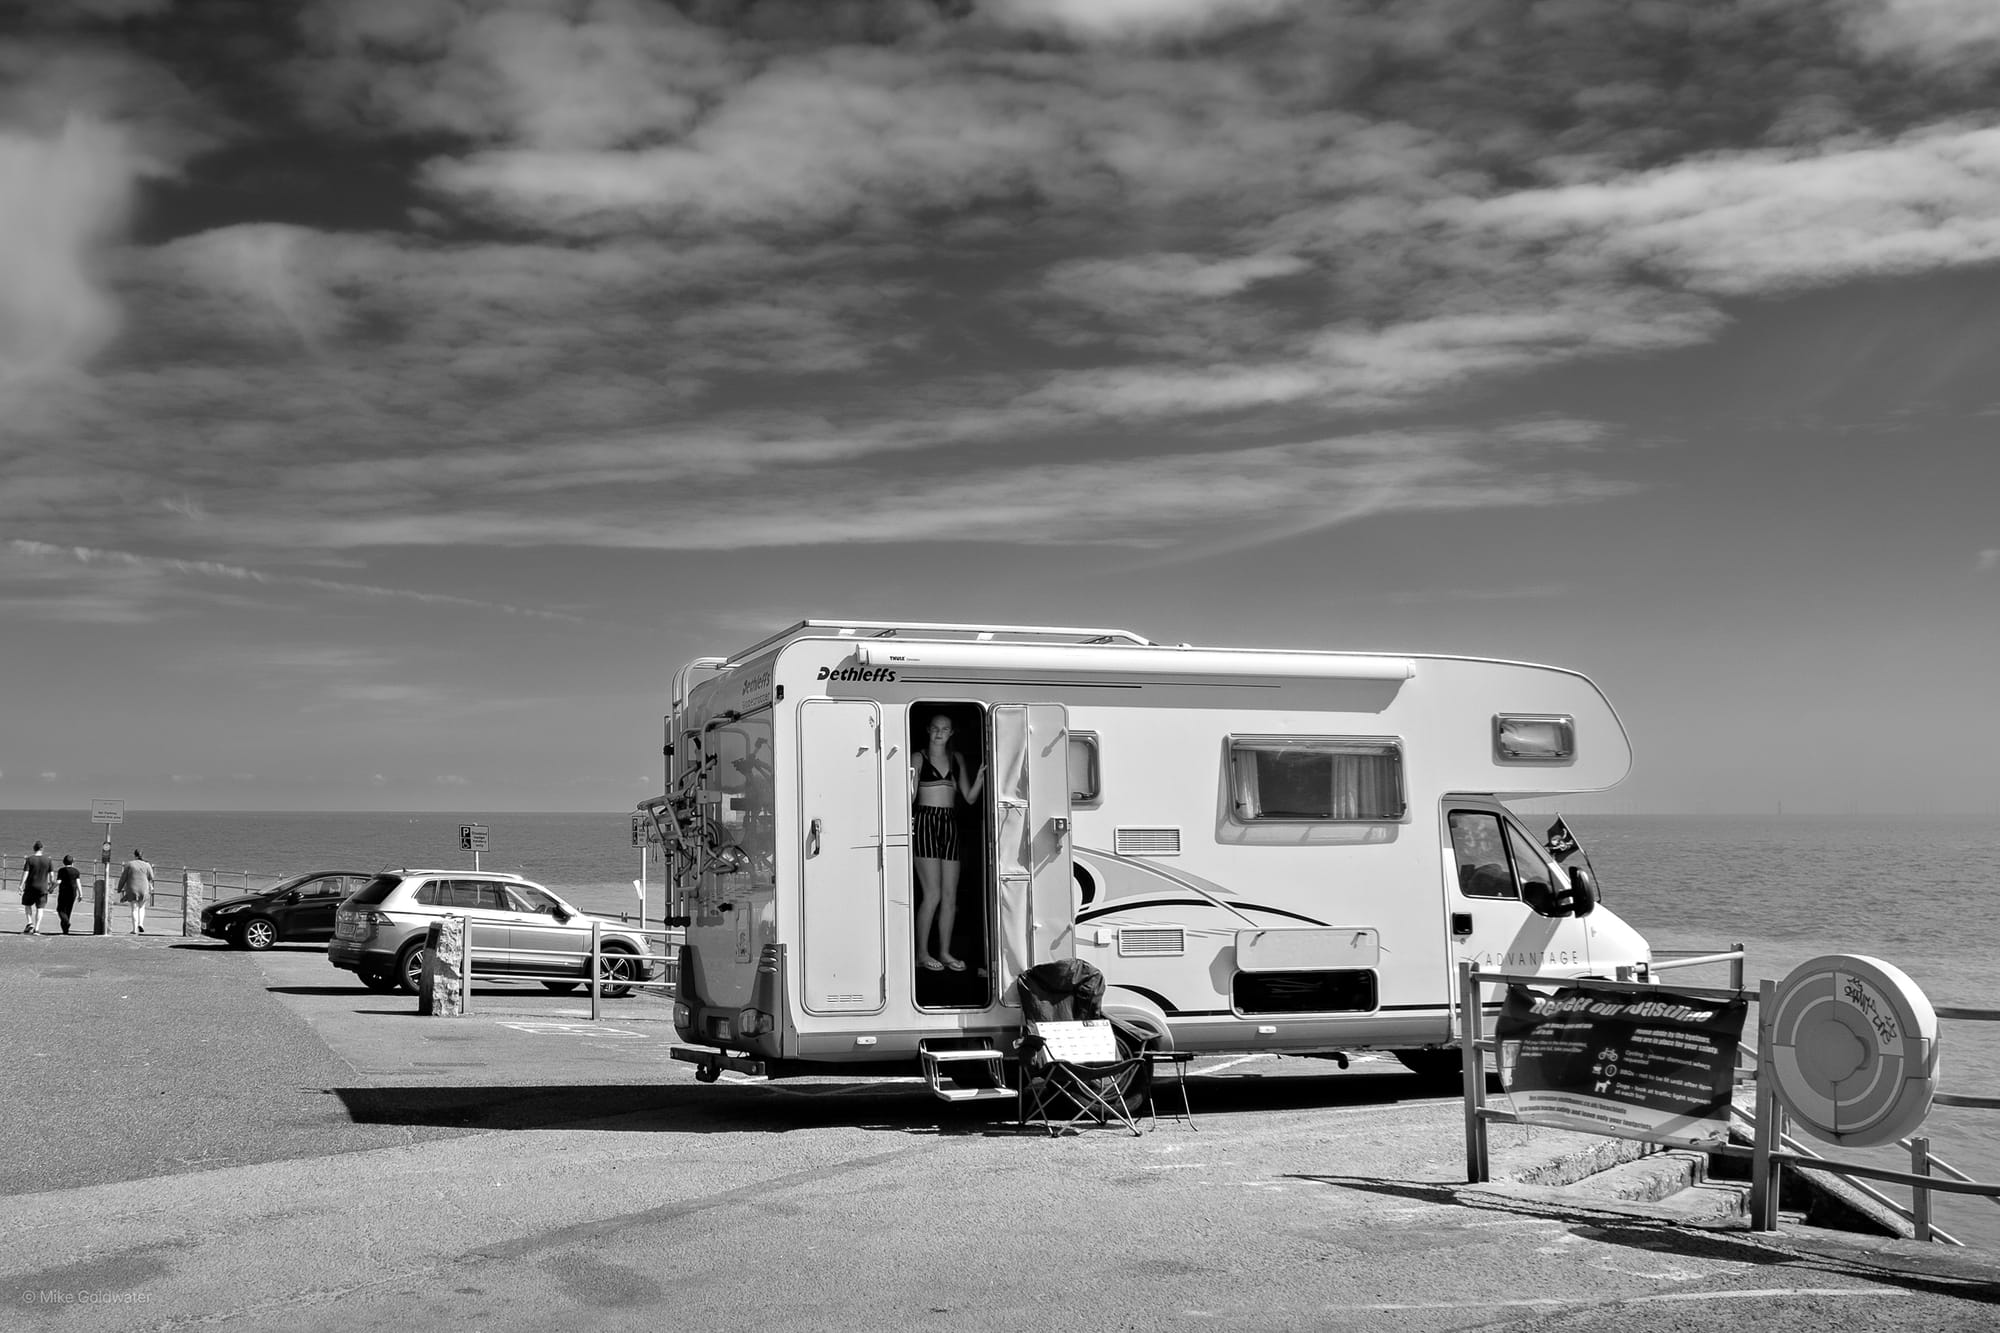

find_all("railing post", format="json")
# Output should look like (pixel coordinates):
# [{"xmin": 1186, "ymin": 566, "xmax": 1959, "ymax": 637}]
[
  {"xmin": 1459, "ymin": 960, "xmax": 1489, "ymax": 1184},
  {"xmin": 589, "ymin": 919, "xmax": 602, "ymax": 1021},
  {"xmin": 1911, "ymin": 1136, "xmax": 1933, "ymax": 1243},
  {"xmin": 1730, "ymin": 943, "xmax": 1744, "ymax": 994},
  {"xmin": 1749, "ymin": 977, "xmax": 1782, "ymax": 1231},
  {"xmin": 459, "ymin": 911, "xmax": 473, "ymax": 1016}
]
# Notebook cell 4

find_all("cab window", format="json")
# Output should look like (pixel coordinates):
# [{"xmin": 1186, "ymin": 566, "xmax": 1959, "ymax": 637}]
[{"xmin": 1449, "ymin": 811, "xmax": 1515, "ymax": 898}]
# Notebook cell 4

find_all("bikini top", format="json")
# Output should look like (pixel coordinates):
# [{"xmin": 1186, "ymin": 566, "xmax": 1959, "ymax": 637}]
[{"xmin": 917, "ymin": 752, "xmax": 954, "ymax": 787}]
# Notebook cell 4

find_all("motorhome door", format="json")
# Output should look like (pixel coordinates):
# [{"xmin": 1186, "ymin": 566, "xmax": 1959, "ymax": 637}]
[
  {"xmin": 798, "ymin": 699, "xmax": 887, "ymax": 1014},
  {"xmin": 990, "ymin": 703, "xmax": 1075, "ymax": 1001}
]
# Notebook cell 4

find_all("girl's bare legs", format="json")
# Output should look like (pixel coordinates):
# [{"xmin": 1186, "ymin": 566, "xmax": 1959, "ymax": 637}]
[
  {"xmin": 132, "ymin": 902, "xmax": 147, "ymax": 934},
  {"xmin": 913, "ymin": 856, "xmax": 944, "ymax": 968},
  {"xmin": 936, "ymin": 860, "xmax": 961, "ymax": 969}
]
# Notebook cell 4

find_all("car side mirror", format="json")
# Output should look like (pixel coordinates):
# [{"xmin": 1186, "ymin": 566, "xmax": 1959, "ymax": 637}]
[
  {"xmin": 551, "ymin": 906, "xmax": 571, "ymax": 922},
  {"xmin": 1566, "ymin": 865, "xmax": 1599, "ymax": 917},
  {"xmin": 280, "ymin": 891, "xmax": 300, "ymax": 904}
]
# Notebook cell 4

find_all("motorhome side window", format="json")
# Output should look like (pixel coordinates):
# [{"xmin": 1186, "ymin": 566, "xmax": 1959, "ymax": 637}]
[
  {"xmin": 1228, "ymin": 736, "xmax": 1405, "ymax": 822},
  {"xmin": 1068, "ymin": 733, "xmax": 1100, "ymax": 803}
]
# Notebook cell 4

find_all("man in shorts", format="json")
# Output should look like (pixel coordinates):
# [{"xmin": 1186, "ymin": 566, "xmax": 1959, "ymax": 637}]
[{"xmin": 19, "ymin": 840, "xmax": 55, "ymax": 935}]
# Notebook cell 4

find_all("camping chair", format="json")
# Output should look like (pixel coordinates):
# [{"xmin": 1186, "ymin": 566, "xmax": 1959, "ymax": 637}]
[
  {"xmin": 1017, "ymin": 1018, "xmax": 1150, "ymax": 1137},
  {"xmin": 1014, "ymin": 958, "xmax": 1157, "ymax": 1136}
]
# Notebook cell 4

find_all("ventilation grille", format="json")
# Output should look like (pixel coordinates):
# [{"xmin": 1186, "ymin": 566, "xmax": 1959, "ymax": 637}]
[
  {"xmin": 1118, "ymin": 928, "xmax": 1185, "ymax": 957},
  {"xmin": 1114, "ymin": 825, "xmax": 1182, "ymax": 856}
]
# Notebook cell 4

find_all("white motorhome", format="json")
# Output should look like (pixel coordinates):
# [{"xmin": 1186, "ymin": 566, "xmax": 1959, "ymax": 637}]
[{"xmin": 644, "ymin": 620, "xmax": 1649, "ymax": 1097}]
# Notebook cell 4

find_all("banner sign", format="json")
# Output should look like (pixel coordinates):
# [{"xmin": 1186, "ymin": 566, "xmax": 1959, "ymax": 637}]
[{"xmin": 1496, "ymin": 984, "xmax": 1748, "ymax": 1147}]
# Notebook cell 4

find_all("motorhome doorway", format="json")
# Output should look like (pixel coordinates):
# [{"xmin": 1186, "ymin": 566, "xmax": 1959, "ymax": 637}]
[{"xmin": 910, "ymin": 701, "xmax": 991, "ymax": 1009}]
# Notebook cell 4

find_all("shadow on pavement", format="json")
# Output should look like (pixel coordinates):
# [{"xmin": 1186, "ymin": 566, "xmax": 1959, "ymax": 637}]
[
  {"xmin": 1295, "ymin": 1173, "xmax": 2000, "ymax": 1304},
  {"xmin": 330, "ymin": 1067, "xmax": 1451, "ymax": 1137}
]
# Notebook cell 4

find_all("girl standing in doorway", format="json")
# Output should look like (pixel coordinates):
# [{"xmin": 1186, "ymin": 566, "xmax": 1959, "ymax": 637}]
[{"xmin": 912, "ymin": 713, "xmax": 984, "ymax": 972}]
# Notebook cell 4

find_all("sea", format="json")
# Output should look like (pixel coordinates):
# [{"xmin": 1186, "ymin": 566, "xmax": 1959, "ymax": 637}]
[{"xmin": 4, "ymin": 808, "xmax": 1997, "ymax": 1247}]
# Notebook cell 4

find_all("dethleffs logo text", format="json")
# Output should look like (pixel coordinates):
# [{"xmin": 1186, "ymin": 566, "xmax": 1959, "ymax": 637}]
[{"xmin": 817, "ymin": 665, "xmax": 896, "ymax": 683}]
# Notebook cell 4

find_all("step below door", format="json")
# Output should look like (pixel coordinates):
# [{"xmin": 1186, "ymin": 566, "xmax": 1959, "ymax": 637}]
[{"xmin": 799, "ymin": 699, "xmax": 887, "ymax": 1014}]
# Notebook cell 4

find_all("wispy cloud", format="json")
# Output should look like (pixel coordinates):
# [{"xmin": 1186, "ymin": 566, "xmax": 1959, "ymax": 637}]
[{"xmin": 4, "ymin": 541, "xmax": 585, "ymax": 621}]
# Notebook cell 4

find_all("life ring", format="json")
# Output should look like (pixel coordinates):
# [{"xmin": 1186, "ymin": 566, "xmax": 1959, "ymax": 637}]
[{"xmin": 1767, "ymin": 954, "xmax": 1940, "ymax": 1147}]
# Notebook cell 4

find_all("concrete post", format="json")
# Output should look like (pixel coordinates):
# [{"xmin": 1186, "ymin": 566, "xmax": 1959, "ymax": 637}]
[
  {"xmin": 181, "ymin": 870, "xmax": 204, "ymax": 938},
  {"xmin": 418, "ymin": 916, "xmax": 467, "ymax": 1017}
]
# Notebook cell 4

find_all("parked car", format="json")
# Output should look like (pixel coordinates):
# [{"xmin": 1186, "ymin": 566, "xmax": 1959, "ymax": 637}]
[
  {"xmin": 200, "ymin": 871, "xmax": 377, "ymax": 950},
  {"xmin": 327, "ymin": 870, "xmax": 653, "ymax": 997}
]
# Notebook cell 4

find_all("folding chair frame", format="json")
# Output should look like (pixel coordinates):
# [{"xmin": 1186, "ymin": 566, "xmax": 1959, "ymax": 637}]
[{"xmin": 1016, "ymin": 1021, "xmax": 1150, "ymax": 1137}]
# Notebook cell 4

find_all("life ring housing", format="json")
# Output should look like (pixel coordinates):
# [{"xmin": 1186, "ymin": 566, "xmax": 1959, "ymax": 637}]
[{"xmin": 1767, "ymin": 954, "xmax": 1940, "ymax": 1148}]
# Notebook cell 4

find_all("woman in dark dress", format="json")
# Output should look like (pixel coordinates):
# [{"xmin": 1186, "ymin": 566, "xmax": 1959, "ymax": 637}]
[{"xmin": 54, "ymin": 856, "xmax": 82, "ymax": 935}]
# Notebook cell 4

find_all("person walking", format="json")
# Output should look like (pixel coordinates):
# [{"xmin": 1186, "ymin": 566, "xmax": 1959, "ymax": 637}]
[
  {"xmin": 19, "ymin": 840, "xmax": 55, "ymax": 934},
  {"xmin": 117, "ymin": 849, "xmax": 156, "ymax": 934},
  {"xmin": 54, "ymin": 855, "xmax": 82, "ymax": 935}
]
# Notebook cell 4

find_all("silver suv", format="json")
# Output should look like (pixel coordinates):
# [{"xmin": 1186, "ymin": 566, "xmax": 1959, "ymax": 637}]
[{"xmin": 328, "ymin": 870, "xmax": 652, "ymax": 997}]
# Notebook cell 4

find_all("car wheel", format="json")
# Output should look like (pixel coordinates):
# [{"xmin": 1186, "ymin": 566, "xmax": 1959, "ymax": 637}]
[
  {"xmin": 596, "ymin": 946, "xmax": 638, "ymax": 999},
  {"xmin": 239, "ymin": 917, "xmax": 279, "ymax": 951},
  {"xmin": 359, "ymin": 968, "xmax": 399, "ymax": 993},
  {"xmin": 541, "ymin": 981, "xmax": 580, "ymax": 994},
  {"xmin": 395, "ymin": 942, "xmax": 426, "ymax": 995}
]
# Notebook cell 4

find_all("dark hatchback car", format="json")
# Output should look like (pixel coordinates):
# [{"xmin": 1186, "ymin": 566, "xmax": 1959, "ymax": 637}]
[{"xmin": 200, "ymin": 871, "xmax": 376, "ymax": 950}]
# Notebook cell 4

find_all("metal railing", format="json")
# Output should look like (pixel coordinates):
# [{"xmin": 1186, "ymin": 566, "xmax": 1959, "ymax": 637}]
[
  {"xmin": 1459, "ymin": 951, "xmax": 2000, "ymax": 1245},
  {"xmin": 432, "ymin": 917, "xmax": 681, "ymax": 1019}
]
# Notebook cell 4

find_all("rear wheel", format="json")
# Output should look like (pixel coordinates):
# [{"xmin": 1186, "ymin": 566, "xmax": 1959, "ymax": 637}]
[
  {"xmin": 395, "ymin": 942, "xmax": 426, "ymax": 994},
  {"xmin": 239, "ymin": 917, "xmax": 278, "ymax": 951}
]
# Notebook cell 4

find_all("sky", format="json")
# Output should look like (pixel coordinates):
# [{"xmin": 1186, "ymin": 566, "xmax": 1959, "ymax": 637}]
[{"xmin": 1, "ymin": 0, "xmax": 1997, "ymax": 816}]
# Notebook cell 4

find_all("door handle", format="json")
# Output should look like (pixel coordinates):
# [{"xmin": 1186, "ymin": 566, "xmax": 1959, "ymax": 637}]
[{"xmin": 807, "ymin": 818, "xmax": 822, "ymax": 859}]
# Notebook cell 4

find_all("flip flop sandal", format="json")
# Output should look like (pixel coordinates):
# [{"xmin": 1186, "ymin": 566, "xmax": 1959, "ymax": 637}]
[
  {"xmin": 943, "ymin": 959, "xmax": 966, "ymax": 972},
  {"xmin": 919, "ymin": 958, "xmax": 945, "ymax": 971}
]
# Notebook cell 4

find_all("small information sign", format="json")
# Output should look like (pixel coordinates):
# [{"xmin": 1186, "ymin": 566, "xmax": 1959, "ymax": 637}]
[
  {"xmin": 459, "ymin": 823, "xmax": 489, "ymax": 852},
  {"xmin": 91, "ymin": 798, "xmax": 125, "ymax": 825},
  {"xmin": 632, "ymin": 813, "xmax": 655, "ymax": 847}
]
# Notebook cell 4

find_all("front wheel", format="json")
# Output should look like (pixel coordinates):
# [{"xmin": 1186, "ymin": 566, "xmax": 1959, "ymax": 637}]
[
  {"xmin": 596, "ymin": 948, "xmax": 638, "ymax": 999},
  {"xmin": 239, "ymin": 917, "xmax": 279, "ymax": 951}
]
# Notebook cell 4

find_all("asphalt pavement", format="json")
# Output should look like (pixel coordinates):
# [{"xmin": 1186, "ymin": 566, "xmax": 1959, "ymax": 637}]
[{"xmin": 1, "ymin": 928, "xmax": 1996, "ymax": 1331}]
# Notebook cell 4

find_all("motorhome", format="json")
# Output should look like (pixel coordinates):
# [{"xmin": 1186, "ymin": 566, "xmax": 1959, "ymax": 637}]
[{"xmin": 643, "ymin": 620, "xmax": 1649, "ymax": 1099}]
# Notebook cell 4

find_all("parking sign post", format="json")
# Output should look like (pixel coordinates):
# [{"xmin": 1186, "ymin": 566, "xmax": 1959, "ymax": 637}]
[
  {"xmin": 459, "ymin": 823, "xmax": 488, "ymax": 871},
  {"xmin": 90, "ymin": 799, "xmax": 124, "ymax": 936}
]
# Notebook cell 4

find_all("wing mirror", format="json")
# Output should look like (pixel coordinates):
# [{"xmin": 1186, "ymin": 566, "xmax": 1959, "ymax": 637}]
[{"xmin": 1566, "ymin": 865, "xmax": 1599, "ymax": 917}]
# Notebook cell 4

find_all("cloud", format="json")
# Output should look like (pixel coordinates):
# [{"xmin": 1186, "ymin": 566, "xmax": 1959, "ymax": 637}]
[
  {"xmin": 978, "ymin": 0, "xmax": 1301, "ymax": 44},
  {"xmin": 200, "ymin": 419, "xmax": 1628, "ymax": 554},
  {"xmin": 1978, "ymin": 549, "xmax": 2000, "ymax": 573},
  {"xmin": 1464, "ymin": 124, "xmax": 2000, "ymax": 297},
  {"xmin": 3, "ymin": 541, "xmax": 585, "ymax": 622},
  {"xmin": 0, "ymin": 28, "xmax": 223, "ymax": 386}
]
